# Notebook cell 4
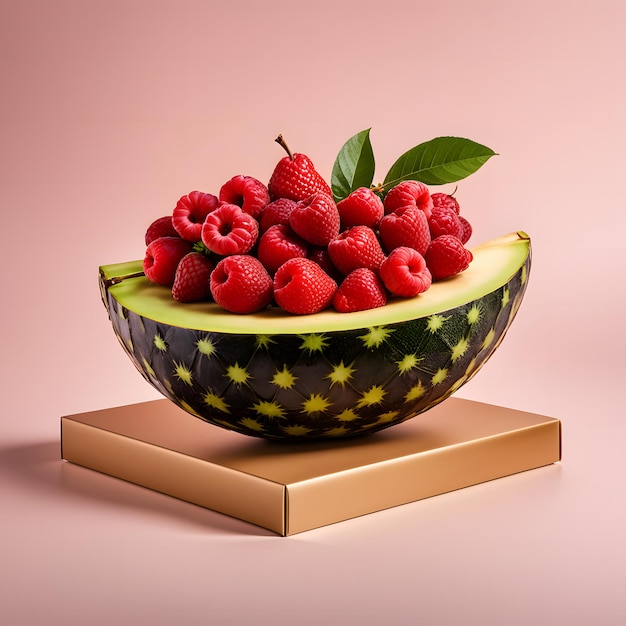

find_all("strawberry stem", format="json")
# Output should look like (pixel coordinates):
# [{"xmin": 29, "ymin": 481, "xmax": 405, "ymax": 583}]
[{"xmin": 275, "ymin": 134, "xmax": 294, "ymax": 160}]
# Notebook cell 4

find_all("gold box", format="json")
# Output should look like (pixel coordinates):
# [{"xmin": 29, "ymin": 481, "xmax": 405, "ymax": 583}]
[{"xmin": 60, "ymin": 397, "xmax": 561, "ymax": 536}]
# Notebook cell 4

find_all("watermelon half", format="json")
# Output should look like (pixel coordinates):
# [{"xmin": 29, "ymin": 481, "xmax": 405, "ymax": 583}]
[{"xmin": 99, "ymin": 231, "xmax": 531, "ymax": 440}]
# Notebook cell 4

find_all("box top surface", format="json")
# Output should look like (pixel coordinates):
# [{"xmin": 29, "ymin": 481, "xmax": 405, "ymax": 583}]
[{"xmin": 63, "ymin": 397, "xmax": 559, "ymax": 486}]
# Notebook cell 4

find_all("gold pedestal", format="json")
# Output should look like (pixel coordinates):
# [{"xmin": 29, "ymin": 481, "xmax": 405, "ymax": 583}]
[{"xmin": 61, "ymin": 397, "xmax": 561, "ymax": 536}]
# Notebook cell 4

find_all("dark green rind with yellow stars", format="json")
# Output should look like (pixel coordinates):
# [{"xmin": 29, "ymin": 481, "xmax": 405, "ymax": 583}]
[{"xmin": 99, "ymin": 232, "xmax": 531, "ymax": 440}]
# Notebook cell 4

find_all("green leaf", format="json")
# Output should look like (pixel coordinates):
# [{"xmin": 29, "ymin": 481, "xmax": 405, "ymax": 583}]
[
  {"xmin": 382, "ymin": 136, "xmax": 497, "ymax": 191},
  {"xmin": 331, "ymin": 128, "xmax": 376, "ymax": 202}
]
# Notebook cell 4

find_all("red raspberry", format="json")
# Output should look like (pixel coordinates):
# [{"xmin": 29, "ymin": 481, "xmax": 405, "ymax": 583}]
[
  {"xmin": 384, "ymin": 180, "xmax": 433, "ymax": 218},
  {"xmin": 172, "ymin": 191, "xmax": 220, "ymax": 242},
  {"xmin": 307, "ymin": 246, "xmax": 341, "ymax": 281},
  {"xmin": 431, "ymin": 192, "xmax": 460, "ymax": 215},
  {"xmin": 428, "ymin": 205, "xmax": 464, "ymax": 240},
  {"xmin": 425, "ymin": 235, "xmax": 473, "ymax": 281},
  {"xmin": 257, "ymin": 224, "xmax": 308, "ymax": 275},
  {"xmin": 336, "ymin": 187, "xmax": 384, "ymax": 229},
  {"xmin": 219, "ymin": 175, "xmax": 270, "ymax": 219},
  {"xmin": 171, "ymin": 252, "xmax": 215, "ymax": 303},
  {"xmin": 379, "ymin": 247, "xmax": 432, "ymax": 297},
  {"xmin": 458, "ymin": 215, "xmax": 473, "ymax": 244},
  {"xmin": 327, "ymin": 225, "xmax": 386, "ymax": 276},
  {"xmin": 210, "ymin": 255, "xmax": 273, "ymax": 314},
  {"xmin": 201, "ymin": 203, "xmax": 259, "ymax": 256},
  {"xmin": 259, "ymin": 198, "xmax": 298, "ymax": 233},
  {"xmin": 268, "ymin": 136, "xmax": 333, "ymax": 202},
  {"xmin": 273, "ymin": 258, "xmax": 337, "ymax": 315},
  {"xmin": 333, "ymin": 268, "xmax": 387, "ymax": 313},
  {"xmin": 145, "ymin": 215, "xmax": 179, "ymax": 246},
  {"xmin": 143, "ymin": 237, "xmax": 194, "ymax": 286},
  {"xmin": 379, "ymin": 206, "xmax": 431, "ymax": 255},
  {"xmin": 289, "ymin": 192, "xmax": 340, "ymax": 247}
]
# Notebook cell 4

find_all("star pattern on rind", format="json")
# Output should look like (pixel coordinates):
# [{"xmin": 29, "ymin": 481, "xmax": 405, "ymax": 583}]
[
  {"xmin": 326, "ymin": 361, "xmax": 355, "ymax": 388},
  {"xmin": 226, "ymin": 363, "xmax": 250, "ymax": 385},
  {"xmin": 272, "ymin": 366, "xmax": 297, "ymax": 389},
  {"xmin": 360, "ymin": 326, "xmax": 394, "ymax": 348},
  {"xmin": 299, "ymin": 333, "xmax": 329, "ymax": 354},
  {"xmin": 396, "ymin": 354, "xmax": 422, "ymax": 374},
  {"xmin": 253, "ymin": 400, "xmax": 285, "ymax": 420},
  {"xmin": 196, "ymin": 337, "xmax": 216, "ymax": 357},
  {"xmin": 173, "ymin": 361, "xmax": 193, "ymax": 386},
  {"xmin": 357, "ymin": 385, "xmax": 386, "ymax": 408},
  {"xmin": 154, "ymin": 334, "xmax": 167, "ymax": 351}
]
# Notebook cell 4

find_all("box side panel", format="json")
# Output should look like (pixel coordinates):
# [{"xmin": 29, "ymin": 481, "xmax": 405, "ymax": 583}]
[
  {"xmin": 286, "ymin": 420, "xmax": 561, "ymax": 535},
  {"xmin": 61, "ymin": 418, "xmax": 286, "ymax": 535}
]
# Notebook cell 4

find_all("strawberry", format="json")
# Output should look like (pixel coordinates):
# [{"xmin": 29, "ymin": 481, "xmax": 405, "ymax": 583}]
[
  {"xmin": 336, "ymin": 187, "xmax": 384, "ymax": 229},
  {"xmin": 289, "ymin": 192, "xmax": 340, "ymax": 247},
  {"xmin": 425, "ymin": 235, "xmax": 473, "ymax": 280},
  {"xmin": 384, "ymin": 180, "xmax": 433, "ymax": 218},
  {"xmin": 219, "ymin": 175, "xmax": 270, "ymax": 219},
  {"xmin": 379, "ymin": 206, "xmax": 431, "ymax": 255},
  {"xmin": 327, "ymin": 225, "xmax": 386, "ymax": 276},
  {"xmin": 143, "ymin": 237, "xmax": 194, "ymax": 286},
  {"xmin": 273, "ymin": 257, "xmax": 337, "ymax": 315},
  {"xmin": 379, "ymin": 246, "xmax": 432, "ymax": 297},
  {"xmin": 201, "ymin": 203, "xmax": 259, "ymax": 256},
  {"xmin": 257, "ymin": 224, "xmax": 308, "ymax": 275},
  {"xmin": 172, "ymin": 191, "xmax": 220, "ymax": 242},
  {"xmin": 210, "ymin": 255, "xmax": 273, "ymax": 314},
  {"xmin": 171, "ymin": 251, "xmax": 214, "ymax": 303},
  {"xmin": 268, "ymin": 135, "xmax": 333, "ymax": 201},
  {"xmin": 145, "ymin": 215, "xmax": 180, "ymax": 246},
  {"xmin": 333, "ymin": 268, "xmax": 387, "ymax": 313},
  {"xmin": 259, "ymin": 198, "xmax": 298, "ymax": 233},
  {"xmin": 428, "ymin": 204, "xmax": 464, "ymax": 240}
]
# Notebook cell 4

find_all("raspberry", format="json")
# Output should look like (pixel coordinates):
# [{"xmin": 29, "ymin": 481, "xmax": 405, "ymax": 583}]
[
  {"xmin": 259, "ymin": 198, "xmax": 298, "ymax": 233},
  {"xmin": 257, "ymin": 224, "xmax": 308, "ymax": 275},
  {"xmin": 431, "ymin": 192, "xmax": 460, "ymax": 215},
  {"xmin": 268, "ymin": 136, "xmax": 333, "ymax": 202},
  {"xmin": 327, "ymin": 225, "xmax": 386, "ymax": 276},
  {"xmin": 307, "ymin": 246, "xmax": 341, "ymax": 281},
  {"xmin": 171, "ymin": 252, "xmax": 215, "ymax": 303},
  {"xmin": 379, "ymin": 206, "xmax": 431, "ymax": 255},
  {"xmin": 333, "ymin": 268, "xmax": 387, "ymax": 313},
  {"xmin": 428, "ymin": 205, "xmax": 464, "ymax": 240},
  {"xmin": 201, "ymin": 203, "xmax": 259, "ymax": 256},
  {"xmin": 273, "ymin": 257, "xmax": 337, "ymax": 315},
  {"xmin": 458, "ymin": 215, "xmax": 472, "ymax": 244},
  {"xmin": 172, "ymin": 191, "xmax": 220, "ymax": 242},
  {"xmin": 336, "ymin": 187, "xmax": 384, "ymax": 229},
  {"xmin": 431, "ymin": 192, "xmax": 472, "ymax": 242},
  {"xmin": 219, "ymin": 175, "xmax": 270, "ymax": 219},
  {"xmin": 425, "ymin": 235, "xmax": 473, "ymax": 281},
  {"xmin": 145, "ymin": 215, "xmax": 179, "ymax": 246},
  {"xmin": 384, "ymin": 180, "xmax": 433, "ymax": 218},
  {"xmin": 210, "ymin": 255, "xmax": 273, "ymax": 314},
  {"xmin": 379, "ymin": 247, "xmax": 432, "ymax": 297},
  {"xmin": 143, "ymin": 237, "xmax": 194, "ymax": 286},
  {"xmin": 289, "ymin": 192, "xmax": 340, "ymax": 247}
]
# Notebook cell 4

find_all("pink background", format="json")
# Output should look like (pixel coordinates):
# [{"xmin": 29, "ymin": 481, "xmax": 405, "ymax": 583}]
[{"xmin": 1, "ymin": 0, "xmax": 625, "ymax": 624}]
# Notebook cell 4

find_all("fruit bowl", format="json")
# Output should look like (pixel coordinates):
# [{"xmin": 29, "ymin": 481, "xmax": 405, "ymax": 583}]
[{"xmin": 100, "ymin": 231, "xmax": 530, "ymax": 441}]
